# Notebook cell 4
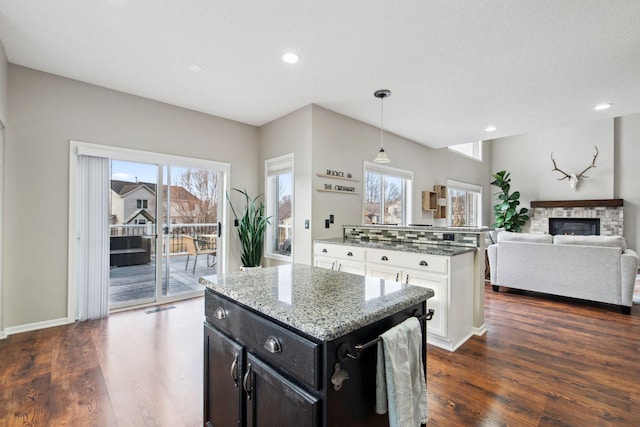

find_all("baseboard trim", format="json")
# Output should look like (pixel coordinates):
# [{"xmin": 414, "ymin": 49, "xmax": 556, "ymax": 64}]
[
  {"xmin": 473, "ymin": 324, "xmax": 488, "ymax": 336},
  {"xmin": 0, "ymin": 330, "xmax": 6, "ymax": 340},
  {"xmin": 4, "ymin": 317, "xmax": 71, "ymax": 336}
]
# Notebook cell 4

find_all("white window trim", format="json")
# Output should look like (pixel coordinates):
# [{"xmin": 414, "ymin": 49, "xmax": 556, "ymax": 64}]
[
  {"xmin": 362, "ymin": 161, "xmax": 413, "ymax": 226},
  {"xmin": 446, "ymin": 179, "xmax": 483, "ymax": 227},
  {"xmin": 265, "ymin": 153, "xmax": 294, "ymax": 262},
  {"xmin": 448, "ymin": 140, "xmax": 483, "ymax": 162}
]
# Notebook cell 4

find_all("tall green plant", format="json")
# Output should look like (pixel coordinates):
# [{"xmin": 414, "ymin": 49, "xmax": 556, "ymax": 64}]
[
  {"xmin": 226, "ymin": 188, "xmax": 271, "ymax": 267},
  {"xmin": 490, "ymin": 170, "xmax": 529, "ymax": 232}
]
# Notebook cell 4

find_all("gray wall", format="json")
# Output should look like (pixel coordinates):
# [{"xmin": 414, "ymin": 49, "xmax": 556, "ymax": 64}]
[
  {"xmin": 615, "ymin": 113, "xmax": 640, "ymax": 252},
  {"xmin": 0, "ymin": 44, "xmax": 6, "ymax": 336},
  {"xmin": 5, "ymin": 65, "xmax": 259, "ymax": 328},
  {"xmin": 258, "ymin": 105, "xmax": 313, "ymax": 266},
  {"xmin": 0, "ymin": 42, "xmax": 7, "ymax": 124},
  {"xmin": 310, "ymin": 106, "xmax": 492, "ymax": 239},
  {"xmin": 489, "ymin": 116, "xmax": 639, "ymax": 250}
]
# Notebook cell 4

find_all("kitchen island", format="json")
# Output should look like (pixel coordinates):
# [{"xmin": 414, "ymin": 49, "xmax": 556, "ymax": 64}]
[{"xmin": 200, "ymin": 264, "xmax": 433, "ymax": 427}]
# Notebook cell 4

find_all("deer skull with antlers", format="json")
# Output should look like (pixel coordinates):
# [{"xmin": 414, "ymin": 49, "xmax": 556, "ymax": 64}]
[{"xmin": 550, "ymin": 146, "xmax": 598, "ymax": 191}]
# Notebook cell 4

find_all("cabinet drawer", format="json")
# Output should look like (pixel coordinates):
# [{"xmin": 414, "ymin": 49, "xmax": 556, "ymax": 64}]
[
  {"xmin": 205, "ymin": 291, "xmax": 321, "ymax": 390},
  {"xmin": 314, "ymin": 243, "xmax": 365, "ymax": 262},
  {"xmin": 394, "ymin": 252, "xmax": 448, "ymax": 274},
  {"xmin": 367, "ymin": 248, "xmax": 408, "ymax": 267}
]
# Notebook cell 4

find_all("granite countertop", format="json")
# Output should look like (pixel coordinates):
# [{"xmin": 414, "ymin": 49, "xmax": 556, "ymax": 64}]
[
  {"xmin": 314, "ymin": 237, "xmax": 476, "ymax": 256},
  {"xmin": 200, "ymin": 264, "xmax": 433, "ymax": 342}
]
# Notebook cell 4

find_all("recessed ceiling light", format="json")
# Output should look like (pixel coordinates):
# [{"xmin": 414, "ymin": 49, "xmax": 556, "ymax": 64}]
[
  {"xmin": 594, "ymin": 103, "xmax": 612, "ymax": 111},
  {"xmin": 188, "ymin": 64, "xmax": 203, "ymax": 72},
  {"xmin": 485, "ymin": 126, "xmax": 497, "ymax": 132},
  {"xmin": 282, "ymin": 52, "xmax": 301, "ymax": 64}
]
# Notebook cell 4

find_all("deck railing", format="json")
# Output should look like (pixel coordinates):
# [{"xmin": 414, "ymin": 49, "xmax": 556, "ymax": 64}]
[{"xmin": 110, "ymin": 223, "xmax": 218, "ymax": 254}]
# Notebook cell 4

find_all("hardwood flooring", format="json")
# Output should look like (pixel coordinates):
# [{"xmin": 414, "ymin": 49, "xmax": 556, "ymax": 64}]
[{"xmin": 0, "ymin": 286, "xmax": 638, "ymax": 426}]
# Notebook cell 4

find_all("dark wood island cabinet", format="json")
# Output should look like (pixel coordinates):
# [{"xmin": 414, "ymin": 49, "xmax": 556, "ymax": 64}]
[{"xmin": 201, "ymin": 264, "xmax": 433, "ymax": 427}]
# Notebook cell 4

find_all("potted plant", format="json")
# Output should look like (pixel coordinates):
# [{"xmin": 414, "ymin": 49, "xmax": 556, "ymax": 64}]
[
  {"xmin": 490, "ymin": 170, "xmax": 529, "ymax": 232},
  {"xmin": 226, "ymin": 188, "xmax": 271, "ymax": 269}
]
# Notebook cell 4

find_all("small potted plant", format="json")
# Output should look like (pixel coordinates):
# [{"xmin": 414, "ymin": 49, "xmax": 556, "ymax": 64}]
[{"xmin": 226, "ymin": 188, "xmax": 271, "ymax": 269}]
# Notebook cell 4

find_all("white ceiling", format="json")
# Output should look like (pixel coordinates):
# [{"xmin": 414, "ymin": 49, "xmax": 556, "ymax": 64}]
[{"xmin": 1, "ymin": 0, "xmax": 639, "ymax": 149}]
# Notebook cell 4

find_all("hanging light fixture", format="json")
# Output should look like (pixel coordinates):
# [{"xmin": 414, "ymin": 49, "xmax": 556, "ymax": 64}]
[{"xmin": 373, "ymin": 89, "xmax": 391, "ymax": 163}]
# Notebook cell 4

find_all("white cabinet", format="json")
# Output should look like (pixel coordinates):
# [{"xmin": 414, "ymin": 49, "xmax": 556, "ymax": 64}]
[
  {"xmin": 315, "ymin": 242, "xmax": 476, "ymax": 351},
  {"xmin": 313, "ymin": 243, "xmax": 366, "ymax": 275}
]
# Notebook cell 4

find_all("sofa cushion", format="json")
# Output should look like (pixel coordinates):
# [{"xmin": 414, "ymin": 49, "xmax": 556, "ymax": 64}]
[
  {"xmin": 553, "ymin": 235, "xmax": 627, "ymax": 250},
  {"xmin": 497, "ymin": 231, "xmax": 553, "ymax": 244}
]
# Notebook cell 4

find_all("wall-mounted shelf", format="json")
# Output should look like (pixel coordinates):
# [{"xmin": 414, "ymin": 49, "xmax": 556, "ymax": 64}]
[
  {"xmin": 316, "ymin": 173, "xmax": 359, "ymax": 182},
  {"xmin": 423, "ymin": 185, "xmax": 447, "ymax": 218},
  {"xmin": 422, "ymin": 191, "xmax": 437, "ymax": 211}
]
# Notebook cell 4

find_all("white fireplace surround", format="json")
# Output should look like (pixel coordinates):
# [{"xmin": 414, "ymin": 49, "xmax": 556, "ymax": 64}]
[{"xmin": 529, "ymin": 199, "xmax": 623, "ymax": 236}]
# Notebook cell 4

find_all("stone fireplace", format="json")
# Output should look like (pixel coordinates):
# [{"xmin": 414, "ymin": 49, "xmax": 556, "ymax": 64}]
[
  {"xmin": 530, "ymin": 199, "xmax": 623, "ymax": 236},
  {"xmin": 548, "ymin": 217, "xmax": 600, "ymax": 235}
]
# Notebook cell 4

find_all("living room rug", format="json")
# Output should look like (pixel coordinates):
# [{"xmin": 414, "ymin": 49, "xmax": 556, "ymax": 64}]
[{"xmin": 634, "ymin": 274, "xmax": 640, "ymax": 304}]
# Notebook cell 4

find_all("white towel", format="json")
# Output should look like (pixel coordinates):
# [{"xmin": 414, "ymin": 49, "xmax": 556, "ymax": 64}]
[{"xmin": 375, "ymin": 316, "xmax": 428, "ymax": 427}]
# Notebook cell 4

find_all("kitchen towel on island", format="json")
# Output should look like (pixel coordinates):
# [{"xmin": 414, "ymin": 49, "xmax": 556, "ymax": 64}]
[{"xmin": 375, "ymin": 316, "xmax": 428, "ymax": 427}]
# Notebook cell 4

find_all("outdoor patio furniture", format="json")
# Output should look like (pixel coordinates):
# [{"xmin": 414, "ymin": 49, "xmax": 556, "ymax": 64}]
[
  {"xmin": 110, "ymin": 235, "xmax": 151, "ymax": 267},
  {"xmin": 184, "ymin": 235, "xmax": 217, "ymax": 274}
]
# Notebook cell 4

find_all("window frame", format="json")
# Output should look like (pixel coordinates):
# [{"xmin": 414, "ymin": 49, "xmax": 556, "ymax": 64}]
[
  {"xmin": 362, "ymin": 161, "xmax": 413, "ymax": 226},
  {"xmin": 265, "ymin": 154, "xmax": 294, "ymax": 262},
  {"xmin": 448, "ymin": 140, "xmax": 483, "ymax": 162},
  {"xmin": 446, "ymin": 179, "xmax": 483, "ymax": 227}
]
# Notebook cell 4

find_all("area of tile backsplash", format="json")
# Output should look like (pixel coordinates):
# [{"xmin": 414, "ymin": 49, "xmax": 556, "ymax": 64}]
[{"xmin": 343, "ymin": 225, "xmax": 481, "ymax": 248}]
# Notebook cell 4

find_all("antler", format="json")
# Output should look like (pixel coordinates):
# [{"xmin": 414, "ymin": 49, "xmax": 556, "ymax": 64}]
[
  {"xmin": 575, "ymin": 146, "xmax": 598, "ymax": 179},
  {"xmin": 550, "ymin": 153, "xmax": 571, "ymax": 181}
]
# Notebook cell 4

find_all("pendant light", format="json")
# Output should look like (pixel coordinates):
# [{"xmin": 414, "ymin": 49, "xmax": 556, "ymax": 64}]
[{"xmin": 373, "ymin": 89, "xmax": 391, "ymax": 163}]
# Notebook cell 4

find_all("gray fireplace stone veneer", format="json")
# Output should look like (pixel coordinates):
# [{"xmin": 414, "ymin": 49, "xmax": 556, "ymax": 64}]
[{"xmin": 530, "ymin": 206, "xmax": 623, "ymax": 236}]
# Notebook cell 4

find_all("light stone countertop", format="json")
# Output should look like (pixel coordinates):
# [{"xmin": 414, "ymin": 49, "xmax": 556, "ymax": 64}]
[
  {"xmin": 343, "ymin": 224, "xmax": 492, "ymax": 233},
  {"xmin": 200, "ymin": 264, "xmax": 433, "ymax": 341},
  {"xmin": 314, "ymin": 237, "xmax": 476, "ymax": 256}
]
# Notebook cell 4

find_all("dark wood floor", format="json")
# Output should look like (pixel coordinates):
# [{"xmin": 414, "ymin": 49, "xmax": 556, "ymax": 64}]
[{"xmin": 1, "ymin": 286, "xmax": 638, "ymax": 426}]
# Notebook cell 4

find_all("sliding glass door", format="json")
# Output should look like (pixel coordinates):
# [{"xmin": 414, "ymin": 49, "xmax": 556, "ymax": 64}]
[{"xmin": 107, "ymin": 159, "xmax": 226, "ymax": 310}]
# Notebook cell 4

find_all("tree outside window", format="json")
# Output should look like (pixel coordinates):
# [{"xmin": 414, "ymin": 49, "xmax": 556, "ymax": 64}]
[
  {"xmin": 447, "ymin": 181, "xmax": 482, "ymax": 227},
  {"xmin": 364, "ymin": 164, "xmax": 411, "ymax": 225}
]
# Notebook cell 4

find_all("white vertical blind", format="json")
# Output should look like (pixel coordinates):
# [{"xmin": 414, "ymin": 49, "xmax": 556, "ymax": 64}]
[{"xmin": 77, "ymin": 155, "xmax": 110, "ymax": 320}]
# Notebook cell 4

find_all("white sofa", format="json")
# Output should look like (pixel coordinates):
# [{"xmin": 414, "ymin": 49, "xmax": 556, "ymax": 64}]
[{"xmin": 487, "ymin": 231, "xmax": 639, "ymax": 314}]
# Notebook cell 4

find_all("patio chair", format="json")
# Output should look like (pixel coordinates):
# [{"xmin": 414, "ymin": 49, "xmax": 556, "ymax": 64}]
[{"xmin": 183, "ymin": 235, "xmax": 217, "ymax": 274}]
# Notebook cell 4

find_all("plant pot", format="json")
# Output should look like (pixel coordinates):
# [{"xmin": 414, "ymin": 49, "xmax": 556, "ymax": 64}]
[{"xmin": 240, "ymin": 265, "xmax": 262, "ymax": 272}]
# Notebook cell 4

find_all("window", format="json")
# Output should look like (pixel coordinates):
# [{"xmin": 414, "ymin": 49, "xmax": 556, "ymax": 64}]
[
  {"xmin": 363, "ymin": 162, "xmax": 412, "ymax": 225},
  {"xmin": 136, "ymin": 199, "xmax": 148, "ymax": 209},
  {"xmin": 449, "ymin": 141, "xmax": 483, "ymax": 161},
  {"xmin": 265, "ymin": 154, "xmax": 293, "ymax": 260},
  {"xmin": 447, "ymin": 180, "xmax": 482, "ymax": 227}
]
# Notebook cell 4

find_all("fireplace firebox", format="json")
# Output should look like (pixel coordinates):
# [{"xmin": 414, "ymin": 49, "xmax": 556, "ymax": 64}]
[{"xmin": 549, "ymin": 218, "xmax": 600, "ymax": 236}]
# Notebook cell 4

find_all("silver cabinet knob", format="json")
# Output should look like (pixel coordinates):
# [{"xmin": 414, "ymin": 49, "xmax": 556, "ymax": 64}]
[
  {"xmin": 214, "ymin": 307, "xmax": 227, "ymax": 320},
  {"xmin": 264, "ymin": 336, "xmax": 282, "ymax": 353}
]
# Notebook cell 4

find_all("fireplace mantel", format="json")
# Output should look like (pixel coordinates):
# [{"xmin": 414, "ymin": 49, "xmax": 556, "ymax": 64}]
[{"xmin": 530, "ymin": 199, "xmax": 623, "ymax": 209}]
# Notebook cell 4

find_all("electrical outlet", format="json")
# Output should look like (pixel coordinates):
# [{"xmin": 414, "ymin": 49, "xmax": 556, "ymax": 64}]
[
  {"xmin": 329, "ymin": 214, "xmax": 334, "ymax": 224},
  {"xmin": 325, "ymin": 219, "xmax": 330, "ymax": 228},
  {"xmin": 305, "ymin": 219, "xmax": 309, "ymax": 229},
  {"xmin": 443, "ymin": 233, "xmax": 455, "ymax": 241}
]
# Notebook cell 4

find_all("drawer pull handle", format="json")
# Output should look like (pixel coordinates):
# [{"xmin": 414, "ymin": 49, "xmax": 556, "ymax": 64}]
[
  {"xmin": 230, "ymin": 354, "xmax": 239, "ymax": 387},
  {"xmin": 381, "ymin": 256, "xmax": 389, "ymax": 261},
  {"xmin": 419, "ymin": 260, "xmax": 428, "ymax": 266},
  {"xmin": 347, "ymin": 251, "xmax": 353, "ymax": 257},
  {"xmin": 214, "ymin": 307, "xmax": 227, "ymax": 320},
  {"xmin": 264, "ymin": 336, "xmax": 282, "ymax": 353},
  {"xmin": 322, "ymin": 248, "xmax": 328, "ymax": 253},
  {"xmin": 243, "ymin": 363, "xmax": 253, "ymax": 400}
]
